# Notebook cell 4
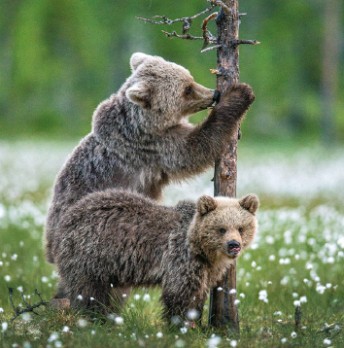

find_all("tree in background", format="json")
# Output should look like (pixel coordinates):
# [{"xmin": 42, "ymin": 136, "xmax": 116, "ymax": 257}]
[{"xmin": 0, "ymin": 0, "xmax": 343, "ymax": 141}]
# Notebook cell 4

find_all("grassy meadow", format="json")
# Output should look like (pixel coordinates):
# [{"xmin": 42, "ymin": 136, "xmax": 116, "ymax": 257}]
[{"xmin": 0, "ymin": 140, "xmax": 343, "ymax": 347}]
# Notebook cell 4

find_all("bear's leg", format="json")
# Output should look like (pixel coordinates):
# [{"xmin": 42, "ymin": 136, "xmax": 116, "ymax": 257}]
[
  {"xmin": 161, "ymin": 289, "xmax": 206, "ymax": 327},
  {"xmin": 70, "ymin": 281, "xmax": 111, "ymax": 314},
  {"xmin": 110, "ymin": 286, "xmax": 131, "ymax": 312}
]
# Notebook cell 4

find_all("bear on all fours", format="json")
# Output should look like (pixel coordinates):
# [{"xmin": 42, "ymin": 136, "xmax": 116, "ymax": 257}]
[{"xmin": 55, "ymin": 189, "xmax": 259, "ymax": 324}]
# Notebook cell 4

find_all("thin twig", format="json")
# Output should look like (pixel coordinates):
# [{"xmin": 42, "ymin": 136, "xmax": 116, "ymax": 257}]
[
  {"xmin": 232, "ymin": 39, "xmax": 261, "ymax": 47},
  {"xmin": 9, "ymin": 288, "xmax": 48, "ymax": 322},
  {"xmin": 202, "ymin": 12, "xmax": 218, "ymax": 48},
  {"xmin": 162, "ymin": 30, "xmax": 203, "ymax": 40},
  {"xmin": 201, "ymin": 44, "xmax": 222, "ymax": 53},
  {"xmin": 137, "ymin": 6, "xmax": 215, "ymax": 26}
]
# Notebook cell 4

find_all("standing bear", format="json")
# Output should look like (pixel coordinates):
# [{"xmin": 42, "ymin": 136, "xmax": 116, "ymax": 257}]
[
  {"xmin": 45, "ymin": 52, "xmax": 255, "ymax": 265},
  {"xmin": 55, "ymin": 190, "xmax": 259, "ymax": 323}
]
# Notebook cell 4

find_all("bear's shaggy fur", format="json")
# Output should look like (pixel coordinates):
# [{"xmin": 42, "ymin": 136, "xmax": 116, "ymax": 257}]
[
  {"xmin": 45, "ymin": 52, "xmax": 255, "ymax": 265},
  {"xmin": 55, "ymin": 190, "xmax": 259, "ymax": 323}
]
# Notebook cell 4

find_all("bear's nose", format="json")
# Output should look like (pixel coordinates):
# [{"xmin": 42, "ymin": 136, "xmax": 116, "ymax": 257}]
[
  {"xmin": 227, "ymin": 240, "xmax": 241, "ymax": 249},
  {"xmin": 212, "ymin": 90, "xmax": 221, "ymax": 104}
]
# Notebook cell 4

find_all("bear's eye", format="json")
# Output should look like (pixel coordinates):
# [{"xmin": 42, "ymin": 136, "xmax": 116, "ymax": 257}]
[
  {"xmin": 238, "ymin": 227, "xmax": 244, "ymax": 235},
  {"xmin": 218, "ymin": 228, "xmax": 227, "ymax": 235},
  {"xmin": 184, "ymin": 85, "xmax": 193, "ymax": 96}
]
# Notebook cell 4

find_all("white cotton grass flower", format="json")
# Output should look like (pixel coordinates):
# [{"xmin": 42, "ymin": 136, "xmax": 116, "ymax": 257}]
[
  {"xmin": 230, "ymin": 339, "xmax": 238, "ymax": 347},
  {"xmin": 186, "ymin": 309, "xmax": 200, "ymax": 321},
  {"xmin": 22, "ymin": 313, "xmax": 32, "ymax": 322},
  {"xmin": 41, "ymin": 276, "xmax": 49, "ymax": 283},
  {"xmin": 114, "ymin": 316, "xmax": 124, "ymax": 325},
  {"xmin": 77, "ymin": 319, "xmax": 88, "ymax": 328},
  {"xmin": 290, "ymin": 331, "xmax": 297, "ymax": 338},
  {"xmin": 273, "ymin": 311, "xmax": 282, "ymax": 316},
  {"xmin": 175, "ymin": 339, "xmax": 185, "ymax": 348},
  {"xmin": 258, "ymin": 289, "xmax": 268, "ymax": 303},
  {"xmin": 300, "ymin": 296, "xmax": 307, "ymax": 303},
  {"xmin": 4, "ymin": 275, "xmax": 11, "ymax": 282},
  {"xmin": 180, "ymin": 327, "xmax": 187, "ymax": 334},
  {"xmin": 143, "ymin": 293, "xmax": 151, "ymax": 302},
  {"xmin": 281, "ymin": 337, "xmax": 287, "ymax": 344},
  {"xmin": 207, "ymin": 335, "xmax": 221, "ymax": 348},
  {"xmin": 62, "ymin": 326, "xmax": 70, "ymax": 333},
  {"xmin": 1, "ymin": 322, "xmax": 8, "ymax": 332},
  {"xmin": 77, "ymin": 294, "xmax": 83, "ymax": 301},
  {"xmin": 11, "ymin": 254, "xmax": 18, "ymax": 261},
  {"xmin": 323, "ymin": 338, "xmax": 332, "ymax": 346},
  {"xmin": 133, "ymin": 294, "xmax": 141, "ymax": 301},
  {"xmin": 229, "ymin": 288, "xmax": 236, "ymax": 295},
  {"xmin": 0, "ymin": 307, "xmax": 4, "ymax": 313},
  {"xmin": 156, "ymin": 332, "xmax": 163, "ymax": 338},
  {"xmin": 47, "ymin": 332, "xmax": 59, "ymax": 342}
]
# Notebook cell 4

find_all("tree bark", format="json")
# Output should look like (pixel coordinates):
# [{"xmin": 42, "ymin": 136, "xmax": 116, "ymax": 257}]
[{"xmin": 208, "ymin": 0, "xmax": 240, "ymax": 331}]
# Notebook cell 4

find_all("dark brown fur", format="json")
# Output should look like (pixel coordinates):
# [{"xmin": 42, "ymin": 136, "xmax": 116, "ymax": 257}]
[{"xmin": 55, "ymin": 190, "xmax": 259, "ymax": 323}]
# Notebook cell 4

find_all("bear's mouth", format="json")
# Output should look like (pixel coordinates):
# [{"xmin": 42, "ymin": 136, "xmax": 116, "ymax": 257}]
[
  {"xmin": 227, "ymin": 247, "xmax": 241, "ymax": 257},
  {"xmin": 226, "ymin": 240, "xmax": 241, "ymax": 258}
]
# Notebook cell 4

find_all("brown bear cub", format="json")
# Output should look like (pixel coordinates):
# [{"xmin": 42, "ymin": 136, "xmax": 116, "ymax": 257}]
[
  {"xmin": 55, "ymin": 190, "xmax": 259, "ymax": 323},
  {"xmin": 45, "ymin": 52, "xmax": 255, "ymax": 265}
]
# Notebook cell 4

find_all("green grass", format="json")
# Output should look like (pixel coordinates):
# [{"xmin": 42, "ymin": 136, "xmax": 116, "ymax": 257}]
[{"xmin": 0, "ymin": 141, "xmax": 343, "ymax": 347}]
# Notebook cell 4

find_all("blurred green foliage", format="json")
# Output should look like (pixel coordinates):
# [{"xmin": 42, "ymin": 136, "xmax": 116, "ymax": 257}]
[{"xmin": 0, "ymin": 0, "xmax": 343, "ymax": 141}]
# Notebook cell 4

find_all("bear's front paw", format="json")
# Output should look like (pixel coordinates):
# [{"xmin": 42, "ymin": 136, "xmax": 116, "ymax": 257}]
[{"xmin": 221, "ymin": 83, "xmax": 255, "ymax": 107}]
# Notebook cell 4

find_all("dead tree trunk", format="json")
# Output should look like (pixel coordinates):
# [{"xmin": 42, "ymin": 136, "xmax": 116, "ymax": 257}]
[
  {"xmin": 138, "ymin": 0, "xmax": 258, "ymax": 332},
  {"xmin": 208, "ymin": 0, "xmax": 240, "ymax": 330}
]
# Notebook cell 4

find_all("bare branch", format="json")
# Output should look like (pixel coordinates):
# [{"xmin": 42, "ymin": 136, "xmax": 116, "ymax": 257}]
[
  {"xmin": 137, "ymin": 6, "xmax": 215, "ymax": 26},
  {"xmin": 9, "ymin": 288, "xmax": 48, "ymax": 322},
  {"xmin": 202, "ymin": 12, "xmax": 218, "ymax": 48},
  {"xmin": 162, "ymin": 30, "xmax": 203, "ymax": 41},
  {"xmin": 208, "ymin": 0, "xmax": 231, "ymax": 15},
  {"xmin": 231, "ymin": 39, "xmax": 261, "ymax": 47},
  {"xmin": 201, "ymin": 44, "xmax": 222, "ymax": 53}
]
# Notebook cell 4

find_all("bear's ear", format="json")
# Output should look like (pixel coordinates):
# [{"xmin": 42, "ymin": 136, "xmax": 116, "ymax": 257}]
[
  {"xmin": 239, "ymin": 194, "xmax": 259, "ymax": 215},
  {"xmin": 130, "ymin": 52, "xmax": 152, "ymax": 71},
  {"xmin": 126, "ymin": 82, "xmax": 151, "ymax": 109},
  {"xmin": 197, "ymin": 196, "xmax": 217, "ymax": 216}
]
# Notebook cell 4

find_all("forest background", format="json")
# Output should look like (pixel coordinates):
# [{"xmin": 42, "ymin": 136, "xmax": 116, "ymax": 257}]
[{"xmin": 0, "ymin": 0, "xmax": 343, "ymax": 143}]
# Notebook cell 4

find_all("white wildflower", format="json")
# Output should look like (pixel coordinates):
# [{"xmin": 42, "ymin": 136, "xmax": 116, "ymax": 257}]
[
  {"xmin": 143, "ymin": 293, "xmax": 151, "ymax": 302},
  {"xmin": 41, "ymin": 276, "xmax": 49, "ymax": 283},
  {"xmin": 300, "ymin": 296, "xmax": 307, "ymax": 303},
  {"xmin": 47, "ymin": 332, "xmax": 59, "ymax": 342},
  {"xmin": 1, "ymin": 322, "xmax": 8, "ymax": 332},
  {"xmin": 281, "ymin": 337, "xmax": 287, "ymax": 344},
  {"xmin": 4, "ymin": 275, "xmax": 11, "ymax": 282},
  {"xmin": 114, "ymin": 316, "xmax": 124, "ymax": 325},
  {"xmin": 229, "ymin": 288, "xmax": 236, "ymax": 295},
  {"xmin": 258, "ymin": 289, "xmax": 268, "ymax": 303},
  {"xmin": 290, "ymin": 331, "xmax": 297, "ymax": 338},
  {"xmin": 134, "ymin": 294, "xmax": 141, "ymax": 301},
  {"xmin": 323, "ymin": 338, "xmax": 332, "ymax": 346},
  {"xmin": 62, "ymin": 326, "xmax": 70, "ymax": 333},
  {"xmin": 180, "ymin": 327, "xmax": 187, "ymax": 334},
  {"xmin": 77, "ymin": 294, "xmax": 83, "ymax": 301},
  {"xmin": 77, "ymin": 319, "xmax": 88, "ymax": 328},
  {"xmin": 230, "ymin": 339, "xmax": 237, "ymax": 347},
  {"xmin": 156, "ymin": 332, "xmax": 163, "ymax": 338},
  {"xmin": 186, "ymin": 309, "xmax": 200, "ymax": 321},
  {"xmin": 207, "ymin": 335, "xmax": 221, "ymax": 348}
]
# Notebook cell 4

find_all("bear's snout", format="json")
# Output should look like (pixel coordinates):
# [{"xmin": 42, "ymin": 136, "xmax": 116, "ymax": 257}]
[
  {"xmin": 226, "ymin": 240, "xmax": 241, "ymax": 257},
  {"xmin": 212, "ymin": 90, "xmax": 221, "ymax": 104}
]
